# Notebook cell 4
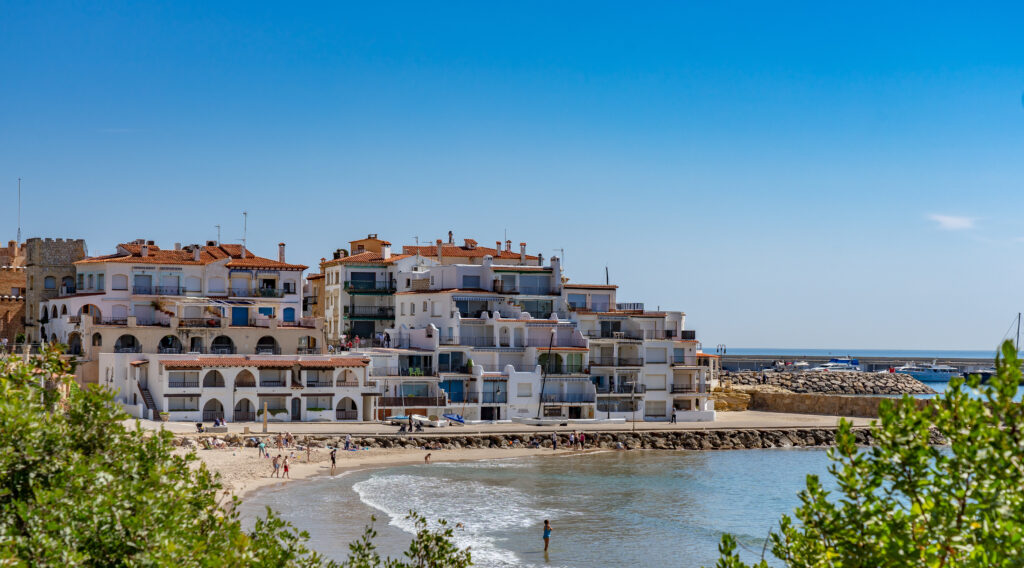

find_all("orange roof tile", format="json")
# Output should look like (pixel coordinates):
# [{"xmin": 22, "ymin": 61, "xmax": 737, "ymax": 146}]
[
  {"xmin": 321, "ymin": 252, "xmax": 412, "ymax": 267},
  {"xmin": 161, "ymin": 357, "xmax": 368, "ymax": 369},
  {"xmin": 76, "ymin": 243, "xmax": 306, "ymax": 270},
  {"xmin": 402, "ymin": 243, "xmax": 539, "ymax": 261}
]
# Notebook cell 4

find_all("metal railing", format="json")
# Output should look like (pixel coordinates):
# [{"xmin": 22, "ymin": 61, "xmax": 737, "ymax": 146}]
[
  {"xmin": 203, "ymin": 410, "xmax": 224, "ymax": 421},
  {"xmin": 379, "ymin": 396, "xmax": 447, "ymax": 407},
  {"xmin": 259, "ymin": 380, "xmax": 286, "ymax": 387},
  {"xmin": 545, "ymin": 365, "xmax": 587, "ymax": 375},
  {"xmin": 210, "ymin": 346, "xmax": 236, "ymax": 355},
  {"xmin": 99, "ymin": 317, "xmax": 128, "ymax": 326},
  {"xmin": 255, "ymin": 346, "xmax": 282, "ymax": 355},
  {"xmin": 671, "ymin": 385, "xmax": 705, "ymax": 394},
  {"xmin": 168, "ymin": 379, "xmax": 199, "ymax": 388},
  {"xmin": 229, "ymin": 288, "xmax": 287, "ymax": 298},
  {"xmin": 336, "ymin": 410, "xmax": 359, "ymax": 420},
  {"xmin": 114, "ymin": 346, "xmax": 141, "ymax": 353},
  {"xmin": 437, "ymin": 364, "xmax": 469, "ymax": 374},
  {"xmin": 585, "ymin": 330, "xmax": 645, "ymax": 341},
  {"xmin": 347, "ymin": 305, "xmax": 395, "ymax": 318},
  {"xmin": 618, "ymin": 357, "xmax": 644, "ymax": 366},
  {"xmin": 541, "ymin": 393, "xmax": 596, "ymax": 403},
  {"xmin": 344, "ymin": 280, "xmax": 396, "ymax": 293},
  {"xmin": 672, "ymin": 356, "xmax": 698, "ymax": 365},
  {"xmin": 297, "ymin": 347, "xmax": 322, "ymax": 355},
  {"xmin": 180, "ymin": 318, "xmax": 221, "ymax": 328},
  {"xmin": 679, "ymin": 330, "xmax": 696, "ymax": 340},
  {"xmin": 154, "ymin": 286, "xmax": 184, "ymax": 295},
  {"xmin": 370, "ymin": 366, "xmax": 432, "ymax": 377},
  {"xmin": 158, "ymin": 347, "xmax": 183, "ymax": 354},
  {"xmin": 445, "ymin": 391, "xmax": 479, "ymax": 403},
  {"xmin": 305, "ymin": 379, "xmax": 334, "ymax": 388},
  {"xmin": 132, "ymin": 285, "xmax": 153, "ymax": 295},
  {"xmin": 590, "ymin": 357, "xmax": 617, "ymax": 366},
  {"xmin": 458, "ymin": 337, "xmax": 497, "ymax": 347},
  {"xmin": 234, "ymin": 411, "xmax": 256, "ymax": 421},
  {"xmin": 518, "ymin": 285, "xmax": 556, "ymax": 295}
]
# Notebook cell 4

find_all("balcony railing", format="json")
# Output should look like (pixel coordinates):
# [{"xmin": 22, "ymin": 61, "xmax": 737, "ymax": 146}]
[
  {"xmin": 370, "ymin": 367, "xmax": 432, "ymax": 377},
  {"xmin": 158, "ymin": 347, "xmax": 183, "ymax": 354},
  {"xmin": 437, "ymin": 364, "xmax": 469, "ymax": 374},
  {"xmin": 210, "ymin": 346, "xmax": 236, "ymax": 355},
  {"xmin": 482, "ymin": 392, "xmax": 507, "ymax": 404},
  {"xmin": 255, "ymin": 346, "xmax": 282, "ymax": 355},
  {"xmin": 259, "ymin": 379, "xmax": 286, "ymax": 387},
  {"xmin": 672, "ymin": 385, "xmax": 706, "ymax": 394},
  {"xmin": 99, "ymin": 317, "xmax": 128, "ymax": 326},
  {"xmin": 344, "ymin": 280, "xmax": 396, "ymax": 293},
  {"xmin": 679, "ymin": 330, "xmax": 697, "ymax": 340},
  {"xmin": 618, "ymin": 357, "xmax": 644, "ymax": 366},
  {"xmin": 518, "ymin": 285, "xmax": 556, "ymax": 295},
  {"xmin": 297, "ymin": 347, "xmax": 322, "ymax": 355},
  {"xmin": 458, "ymin": 337, "xmax": 497, "ymax": 347},
  {"xmin": 168, "ymin": 379, "xmax": 200, "ymax": 388},
  {"xmin": 346, "ymin": 305, "xmax": 395, "ymax": 319},
  {"xmin": 234, "ymin": 411, "xmax": 256, "ymax": 421},
  {"xmin": 672, "ymin": 356, "xmax": 698, "ymax": 366},
  {"xmin": 380, "ymin": 396, "xmax": 447, "ymax": 407},
  {"xmin": 540, "ymin": 393, "xmax": 596, "ymax": 403},
  {"xmin": 155, "ymin": 286, "xmax": 184, "ymax": 296},
  {"xmin": 305, "ymin": 379, "xmax": 334, "ymax": 388},
  {"xmin": 229, "ymin": 288, "xmax": 288, "ymax": 298},
  {"xmin": 446, "ymin": 391, "xmax": 479, "ymax": 403},
  {"xmin": 590, "ymin": 357, "xmax": 617, "ymax": 366},
  {"xmin": 336, "ymin": 410, "xmax": 359, "ymax": 420},
  {"xmin": 203, "ymin": 410, "xmax": 224, "ymax": 421},
  {"xmin": 114, "ymin": 346, "xmax": 141, "ymax": 353},
  {"xmin": 180, "ymin": 318, "xmax": 222, "ymax": 328},
  {"xmin": 132, "ymin": 285, "xmax": 153, "ymax": 295},
  {"xmin": 585, "ymin": 330, "xmax": 645, "ymax": 341},
  {"xmin": 545, "ymin": 365, "xmax": 587, "ymax": 375}
]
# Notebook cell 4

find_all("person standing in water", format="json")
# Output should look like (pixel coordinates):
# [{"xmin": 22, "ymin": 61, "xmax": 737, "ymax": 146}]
[
  {"xmin": 330, "ymin": 447, "xmax": 337, "ymax": 475},
  {"xmin": 551, "ymin": 432, "xmax": 558, "ymax": 451},
  {"xmin": 543, "ymin": 519, "xmax": 552, "ymax": 551}
]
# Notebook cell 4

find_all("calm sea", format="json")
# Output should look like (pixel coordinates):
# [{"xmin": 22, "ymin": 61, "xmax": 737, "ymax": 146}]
[
  {"xmin": 722, "ymin": 348, "xmax": 1008, "ymax": 359},
  {"xmin": 240, "ymin": 449, "xmax": 836, "ymax": 568}
]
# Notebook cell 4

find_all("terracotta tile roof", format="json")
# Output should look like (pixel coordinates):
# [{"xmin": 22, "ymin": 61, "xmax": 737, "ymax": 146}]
[
  {"xmin": 76, "ymin": 243, "xmax": 306, "ymax": 270},
  {"xmin": 307, "ymin": 273, "xmax": 325, "ymax": 280},
  {"xmin": 394, "ymin": 288, "xmax": 492, "ymax": 295},
  {"xmin": 402, "ymin": 243, "xmax": 539, "ymax": 261},
  {"xmin": 564, "ymin": 283, "xmax": 618, "ymax": 289},
  {"xmin": 547, "ymin": 346, "xmax": 589, "ymax": 352},
  {"xmin": 696, "ymin": 351, "xmax": 720, "ymax": 358},
  {"xmin": 161, "ymin": 357, "xmax": 368, "ymax": 370},
  {"xmin": 492, "ymin": 266, "xmax": 552, "ymax": 272},
  {"xmin": 321, "ymin": 252, "xmax": 412, "ymax": 267}
]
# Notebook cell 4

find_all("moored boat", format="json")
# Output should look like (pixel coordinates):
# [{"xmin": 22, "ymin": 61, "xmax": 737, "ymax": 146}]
[{"xmin": 893, "ymin": 361, "xmax": 960, "ymax": 383}]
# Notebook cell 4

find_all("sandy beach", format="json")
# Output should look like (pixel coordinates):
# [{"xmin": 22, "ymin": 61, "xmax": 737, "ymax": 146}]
[{"xmin": 178, "ymin": 444, "xmax": 573, "ymax": 500}]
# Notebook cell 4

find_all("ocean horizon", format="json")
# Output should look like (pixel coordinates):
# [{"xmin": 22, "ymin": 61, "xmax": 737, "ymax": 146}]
[{"xmin": 719, "ymin": 348, "xmax": 1010, "ymax": 359}]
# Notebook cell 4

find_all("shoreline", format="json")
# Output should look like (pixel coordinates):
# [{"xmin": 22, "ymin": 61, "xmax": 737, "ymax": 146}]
[{"xmin": 180, "ymin": 445, "xmax": 588, "ymax": 501}]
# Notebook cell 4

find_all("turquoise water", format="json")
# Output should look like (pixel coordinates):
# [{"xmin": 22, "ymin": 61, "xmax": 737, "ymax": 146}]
[
  {"xmin": 240, "ymin": 449, "xmax": 836, "ymax": 567},
  {"xmin": 724, "ymin": 348, "xmax": 1010, "ymax": 359}
]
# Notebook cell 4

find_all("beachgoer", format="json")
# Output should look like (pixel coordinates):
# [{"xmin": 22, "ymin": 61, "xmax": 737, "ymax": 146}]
[
  {"xmin": 282, "ymin": 457, "xmax": 290, "ymax": 479},
  {"xmin": 258, "ymin": 440, "xmax": 266, "ymax": 458},
  {"xmin": 670, "ymin": 411, "xmax": 677, "ymax": 424},
  {"xmin": 551, "ymin": 432, "xmax": 558, "ymax": 451},
  {"xmin": 330, "ymin": 448, "xmax": 337, "ymax": 475},
  {"xmin": 569, "ymin": 431, "xmax": 575, "ymax": 449},
  {"xmin": 543, "ymin": 520, "xmax": 552, "ymax": 551},
  {"xmin": 306, "ymin": 445, "xmax": 311, "ymax": 463},
  {"xmin": 345, "ymin": 434, "xmax": 352, "ymax": 451},
  {"xmin": 580, "ymin": 431, "xmax": 586, "ymax": 448},
  {"xmin": 424, "ymin": 453, "xmax": 432, "ymax": 464},
  {"xmin": 272, "ymin": 455, "xmax": 280, "ymax": 478}
]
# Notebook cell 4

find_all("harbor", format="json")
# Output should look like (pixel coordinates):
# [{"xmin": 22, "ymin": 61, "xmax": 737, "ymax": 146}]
[{"xmin": 720, "ymin": 353, "xmax": 997, "ymax": 375}]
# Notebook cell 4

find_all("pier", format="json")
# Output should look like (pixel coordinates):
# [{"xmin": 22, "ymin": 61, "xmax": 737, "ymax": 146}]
[{"xmin": 720, "ymin": 354, "xmax": 995, "ymax": 374}]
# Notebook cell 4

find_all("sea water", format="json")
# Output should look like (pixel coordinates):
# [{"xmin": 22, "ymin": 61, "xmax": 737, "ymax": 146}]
[{"xmin": 239, "ymin": 449, "xmax": 836, "ymax": 567}]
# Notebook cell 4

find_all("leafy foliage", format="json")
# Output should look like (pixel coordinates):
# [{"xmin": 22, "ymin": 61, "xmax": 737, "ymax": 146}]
[
  {"xmin": 716, "ymin": 340, "xmax": 1024, "ymax": 567},
  {"xmin": 0, "ymin": 346, "xmax": 471, "ymax": 567},
  {"xmin": 341, "ymin": 513, "xmax": 472, "ymax": 568}
]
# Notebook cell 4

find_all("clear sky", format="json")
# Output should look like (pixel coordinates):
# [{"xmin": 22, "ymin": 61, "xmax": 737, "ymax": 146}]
[{"xmin": 2, "ymin": 1, "xmax": 1023, "ymax": 350}]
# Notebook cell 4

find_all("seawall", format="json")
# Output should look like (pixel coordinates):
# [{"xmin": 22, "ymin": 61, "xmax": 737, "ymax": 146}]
[
  {"xmin": 722, "ymin": 370, "xmax": 935, "ymax": 395},
  {"xmin": 749, "ymin": 392, "xmax": 932, "ymax": 418}
]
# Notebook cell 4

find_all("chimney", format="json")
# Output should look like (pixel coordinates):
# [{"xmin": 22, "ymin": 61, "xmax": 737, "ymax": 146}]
[
  {"xmin": 278, "ymin": 242, "xmax": 286, "ymax": 263},
  {"xmin": 496, "ymin": 241, "xmax": 502, "ymax": 252},
  {"xmin": 436, "ymin": 239, "xmax": 444, "ymax": 263},
  {"xmin": 538, "ymin": 253, "xmax": 544, "ymax": 266},
  {"xmin": 505, "ymin": 240, "xmax": 512, "ymax": 252},
  {"xmin": 193, "ymin": 247, "xmax": 201, "ymax": 262},
  {"xmin": 448, "ymin": 230, "xmax": 454, "ymax": 245},
  {"xmin": 174, "ymin": 242, "xmax": 181, "ymax": 250},
  {"xmin": 140, "ymin": 244, "xmax": 149, "ymax": 257},
  {"xmin": 241, "ymin": 244, "xmax": 247, "ymax": 259},
  {"xmin": 520, "ymin": 242, "xmax": 526, "ymax": 264},
  {"xmin": 382, "ymin": 243, "xmax": 391, "ymax": 260}
]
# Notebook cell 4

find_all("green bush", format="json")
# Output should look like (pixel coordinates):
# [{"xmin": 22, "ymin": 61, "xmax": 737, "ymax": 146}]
[{"xmin": 715, "ymin": 340, "xmax": 1024, "ymax": 567}]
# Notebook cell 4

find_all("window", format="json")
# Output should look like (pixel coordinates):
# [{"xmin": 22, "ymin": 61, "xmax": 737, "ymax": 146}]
[
  {"xmin": 591, "ymin": 294, "xmax": 610, "ymax": 312},
  {"xmin": 97, "ymin": 274, "xmax": 104, "ymax": 291},
  {"xmin": 645, "ymin": 400, "xmax": 667, "ymax": 417},
  {"xmin": 87, "ymin": 274, "xmax": 94, "ymax": 290},
  {"xmin": 461, "ymin": 275, "xmax": 481, "ymax": 289},
  {"xmin": 400, "ymin": 303, "xmax": 405, "ymax": 316},
  {"xmin": 283, "ymin": 280, "xmax": 296, "ymax": 293},
  {"xmin": 673, "ymin": 348, "xmax": 688, "ymax": 364},
  {"xmin": 517, "ymin": 383, "xmax": 532, "ymax": 398},
  {"xmin": 168, "ymin": 371, "xmax": 199, "ymax": 387},
  {"xmin": 646, "ymin": 348, "xmax": 667, "ymax": 364},
  {"xmin": 645, "ymin": 374, "xmax": 667, "ymax": 390},
  {"xmin": 44, "ymin": 276, "xmax": 56, "ymax": 290},
  {"xmin": 568, "ymin": 294, "xmax": 587, "ymax": 309},
  {"xmin": 167, "ymin": 397, "xmax": 199, "ymax": 411},
  {"xmin": 410, "ymin": 302, "xmax": 415, "ymax": 315},
  {"xmin": 112, "ymin": 275, "xmax": 128, "ymax": 290},
  {"xmin": 77, "ymin": 274, "xmax": 84, "ymax": 289},
  {"xmin": 306, "ymin": 396, "xmax": 332, "ymax": 410},
  {"xmin": 422, "ymin": 301, "xmax": 427, "ymax": 312}
]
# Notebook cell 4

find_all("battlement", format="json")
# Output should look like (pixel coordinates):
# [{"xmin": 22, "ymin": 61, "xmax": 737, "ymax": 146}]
[{"xmin": 24, "ymin": 237, "xmax": 88, "ymax": 266}]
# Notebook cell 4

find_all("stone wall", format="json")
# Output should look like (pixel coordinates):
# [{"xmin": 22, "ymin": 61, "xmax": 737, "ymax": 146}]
[
  {"xmin": 0, "ymin": 266, "xmax": 26, "ymax": 345},
  {"xmin": 176, "ymin": 427, "xmax": 952, "ymax": 452},
  {"xmin": 723, "ymin": 370, "xmax": 934, "ymax": 395},
  {"xmin": 24, "ymin": 238, "xmax": 87, "ymax": 341},
  {"xmin": 749, "ymin": 391, "xmax": 932, "ymax": 418}
]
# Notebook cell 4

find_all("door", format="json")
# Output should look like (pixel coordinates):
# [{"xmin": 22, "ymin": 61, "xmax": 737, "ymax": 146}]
[
  {"xmin": 290, "ymin": 397, "xmax": 301, "ymax": 421},
  {"xmin": 568, "ymin": 406, "xmax": 582, "ymax": 419},
  {"xmin": 231, "ymin": 307, "xmax": 249, "ymax": 326},
  {"xmin": 189, "ymin": 337, "xmax": 202, "ymax": 353},
  {"xmin": 352, "ymin": 321, "xmax": 374, "ymax": 338}
]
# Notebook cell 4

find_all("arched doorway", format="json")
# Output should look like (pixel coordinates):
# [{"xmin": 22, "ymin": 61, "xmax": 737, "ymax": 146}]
[
  {"xmin": 91, "ymin": 333, "xmax": 102, "ymax": 347},
  {"xmin": 158, "ymin": 335, "xmax": 183, "ymax": 354},
  {"xmin": 202, "ymin": 398, "xmax": 224, "ymax": 422},
  {"xmin": 66, "ymin": 332, "xmax": 82, "ymax": 355},
  {"xmin": 114, "ymin": 334, "xmax": 140, "ymax": 353},
  {"xmin": 336, "ymin": 397, "xmax": 358, "ymax": 421},
  {"xmin": 203, "ymin": 370, "xmax": 225, "ymax": 388},
  {"xmin": 256, "ymin": 336, "xmax": 279, "ymax": 355},
  {"xmin": 233, "ymin": 398, "xmax": 256, "ymax": 421},
  {"xmin": 211, "ymin": 336, "xmax": 235, "ymax": 354},
  {"xmin": 234, "ymin": 370, "xmax": 256, "ymax": 388}
]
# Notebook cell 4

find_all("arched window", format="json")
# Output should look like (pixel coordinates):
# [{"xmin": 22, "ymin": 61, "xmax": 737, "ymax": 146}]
[
  {"xmin": 234, "ymin": 370, "xmax": 256, "ymax": 387},
  {"xmin": 114, "ymin": 334, "xmax": 140, "ymax": 353},
  {"xmin": 158, "ymin": 335, "xmax": 182, "ymax": 354},
  {"xmin": 91, "ymin": 333, "xmax": 102, "ymax": 347},
  {"xmin": 211, "ymin": 336, "xmax": 235, "ymax": 354},
  {"xmin": 202, "ymin": 398, "xmax": 224, "ymax": 421},
  {"xmin": 44, "ymin": 276, "xmax": 56, "ymax": 290},
  {"xmin": 51, "ymin": 306, "xmax": 58, "ymax": 318},
  {"xmin": 256, "ymin": 336, "xmax": 279, "ymax": 355},
  {"xmin": 60, "ymin": 305, "xmax": 68, "ymax": 316},
  {"xmin": 203, "ymin": 370, "xmax": 225, "ymax": 388}
]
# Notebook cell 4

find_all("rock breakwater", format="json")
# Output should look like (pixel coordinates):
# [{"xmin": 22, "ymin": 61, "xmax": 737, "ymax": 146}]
[{"xmin": 723, "ymin": 370, "xmax": 935, "ymax": 395}]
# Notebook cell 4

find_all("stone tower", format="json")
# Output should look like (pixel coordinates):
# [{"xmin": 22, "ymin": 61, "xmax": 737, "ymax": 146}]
[{"xmin": 24, "ymin": 237, "xmax": 87, "ymax": 342}]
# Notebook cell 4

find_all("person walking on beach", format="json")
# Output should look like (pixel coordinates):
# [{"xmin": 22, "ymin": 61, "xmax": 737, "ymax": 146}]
[
  {"xmin": 579, "ymin": 431, "xmax": 586, "ymax": 449},
  {"xmin": 330, "ymin": 448, "xmax": 337, "ymax": 475},
  {"xmin": 542, "ymin": 520, "xmax": 552, "ymax": 551},
  {"xmin": 258, "ymin": 440, "xmax": 266, "ymax": 458},
  {"xmin": 282, "ymin": 456, "xmax": 290, "ymax": 479},
  {"xmin": 424, "ymin": 453, "xmax": 432, "ymax": 464},
  {"xmin": 271, "ymin": 455, "xmax": 281, "ymax": 478},
  {"xmin": 345, "ymin": 434, "xmax": 352, "ymax": 451},
  {"xmin": 568, "ymin": 431, "xmax": 575, "ymax": 449},
  {"xmin": 551, "ymin": 432, "xmax": 558, "ymax": 451}
]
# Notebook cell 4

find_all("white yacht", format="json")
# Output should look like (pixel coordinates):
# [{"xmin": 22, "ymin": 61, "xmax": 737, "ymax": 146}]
[
  {"xmin": 810, "ymin": 358, "xmax": 861, "ymax": 372},
  {"xmin": 893, "ymin": 361, "xmax": 960, "ymax": 383}
]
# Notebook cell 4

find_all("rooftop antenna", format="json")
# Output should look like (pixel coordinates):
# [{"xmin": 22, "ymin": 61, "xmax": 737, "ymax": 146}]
[
  {"xmin": 215, "ymin": 224, "xmax": 221, "ymax": 245},
  {"xmin": 553, "ymin": 248, "xmax": 564, "ymax": 269},
  {"xmin": 241, "ymin": 211, "xmax": 248, "ymax": 249},
  {"xmin": 605, "ymin": 265, "xmax": 609, "ymax": 285},
  {"xmin": 16, "ymin": 178, "xmax": 22, "ymax": 243}
]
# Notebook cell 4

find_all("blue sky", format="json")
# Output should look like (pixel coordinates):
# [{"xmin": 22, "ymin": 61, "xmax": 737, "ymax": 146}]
[{"xmin": 2, "ymin": 1, "xmax": 1023, "ymax": 349}]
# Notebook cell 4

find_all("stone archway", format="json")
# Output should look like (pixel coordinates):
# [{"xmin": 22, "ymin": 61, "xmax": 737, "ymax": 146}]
[
  {"xmin": 233, "ymin": 398, "xmax": 256, "ymax": 421},
  {"xmin": 203, "ymin": 370, "xmax": 225, "ymax": 387},
  {"xmin": 336, "ymin": 397, "xmax": 358, "ymax": 420},
  {"xmin": 234, "ymin": 369, "xmax": 256, "ymax": 388},
  {"xmin": 202, "ymin": 398, "xmax": 224, "ymax": 421}
]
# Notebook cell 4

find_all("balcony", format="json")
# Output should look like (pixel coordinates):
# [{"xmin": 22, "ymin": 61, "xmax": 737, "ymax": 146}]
[
  {"xmin": 370, "ymin": 366, "xmax": 433, "ymax": 377},
  {"xmin": 99, "ymin": 317, "xmax": 128, "ymax": 326},
  {"xmin": 336, "ymin": 410, "xmax": 359, "ymax": 420},
  {"xmin": 234, "ymin": 411, "xmax": 256, "ymax": 421},
  {"xmin": 540, "ymin": 393, "xmax": 596, "ymax": 403},
  {"xmin": 346, "ymin": 305, "xmax": 395, "ymax": 319},
  {"xmin": 437, "ymin": 363, "xmax": 469, "ymax": 374},
  {"xmin": 158, "ymin": 347, "xmax": 183, "ymax": 354},
  {"xmin": 168, "ymin": 379, "xmax": 200, "ymax": 388},
  {"xmin": 589, "ymin": 357, "xmax": 644, "ymax": 367},
  {"xmin": 380, "ymin": 396, "xmax": 447, "ymax": 407},
  {"xmin": 543, "ymin": 365, "xmax": 588, "ymax": 376},
  {"xmin": 679, "ymin": 330, "xmax": 696, "ymax": 341},
  {"xmin": 344, "ymin": 280, "xmax": 396, "ymax": 294},
  {"xmin": 180, "ymin": 317, "xmax": 222, "ymax": 328},
  {"xmin": 297, "ymin": 347, "xmax": 322, "ymax": 355},
  {"xmin": 618, "ymin": 357, "xmax": 644, "ymax": 367},
  {"xmin": 517, "ymin": 285, "xmax": 556, "ymax": 295},
  {"xmin": 585, "ymin": 330, "xmax": 644, "ymax": 341},
  {"xmin": 230, "ymin": 288, "xmax": 288, "ymax": 298},
  {"xmin": 458, "ymin": 337, "xmax": 497, "ymax": 347},
  {"xmin": 596, "ymin": 384, "xmax": 647, "ymax": 394},
  {"xmin": 259, "ymin": 379, "xmax": 286, "ymax": 387},
  {"xmin": 672, "ymin": 384, "xmax": 706, "ymax": 394},
  {"xmin": 132, "ymin": 285, "xmax": 154, "ymax": 295},
  {"xmin": 672, "ymin": 356, "xmax": 699, "ymax": 366},
  {"xmin": 304, "ymin": 378, "xmax": 334, "ymax": 388}
]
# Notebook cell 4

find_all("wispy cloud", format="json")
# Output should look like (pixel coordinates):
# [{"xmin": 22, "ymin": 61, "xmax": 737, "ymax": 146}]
[{"xmin": 928, "ymin": 214, "xmax": 976, "ymax": 231}]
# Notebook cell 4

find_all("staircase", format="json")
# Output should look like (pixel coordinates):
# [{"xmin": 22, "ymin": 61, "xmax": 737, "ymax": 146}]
[{"xmin": 137, "ymin": 383, "xmax": 156, "ymax": 419}]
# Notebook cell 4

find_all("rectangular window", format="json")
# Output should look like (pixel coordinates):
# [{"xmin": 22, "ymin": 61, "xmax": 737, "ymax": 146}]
[
  {"xmin": 591, "ymin": 294, "xmax": 610, "ymax": 312},
  {"xmin": 410, "ymin": 302, "xmax": 415, "ymax": 315},
  {"xmin": 306, "ymin": 396, "xmax": 332, "ymax": 410},
  {"xmin": 77, "ymin": 274, "xmax": 84, "ymax": 289},
  {"xmin": 97, "ymin": 274, "xmax": 104, "ymax": 291},
  {"xmin": 567, "ymin": 294, "xmax": 587, "ymax": 309},
  {"xmin": 168, "ymin": 371, "xmax": 199, "ymax": 388},
  {"xmin": 645, "ymin": 374, "xmax": 667, "ymax": 390},
  {"xmin": 645, "ymin": 400, "xmax": 667, "ymax": 417},
  {"xmin": 646, "ymin": 348, "xmax": 667, "ymax": 364},
  {"xmin": 673, "ymin": 348, "xmax": 688, "ymax": 364},
  {"xmin": 167, "ymin": 397, "xmax": 199, "ymax": 411},
  {"xmin": 461, "ymin": 275, "xmax": 481, "ymax": 289},
  {"xmin": 517, "ymin": 383, "xmax": 532, "ymax": 398}
]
